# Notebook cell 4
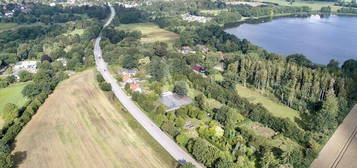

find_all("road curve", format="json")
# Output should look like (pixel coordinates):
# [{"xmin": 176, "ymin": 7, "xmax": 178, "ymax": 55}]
[{"xmin": 94, "ymin": 3, "xmax": 202, "ymax": 168}]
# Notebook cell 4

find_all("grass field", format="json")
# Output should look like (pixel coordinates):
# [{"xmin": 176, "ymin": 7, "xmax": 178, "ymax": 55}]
[
  {"xmin": 236, "ymin": 85, "xmax": 299, "ymax": 121},
  {"xmin": 0, "ymin": 23, "xmax": 18, "ymax": 32},
  {"xmin": 256, "ymin": 0, "xmax": 340, "ymax": 11},
  {"xmin": 64, "ymin": 28, "xmax": 85, "ymax": 36},
  {"xmin": 12, "ymin": 70, "xmax": 176, "ymax": 168},
  {"xmin": 116, "ymin": 23, "xmax": 179, "ymax": 43},
  {"xmin": 0, "ymin": 82, "xmax": 29, "ymax": 127}
]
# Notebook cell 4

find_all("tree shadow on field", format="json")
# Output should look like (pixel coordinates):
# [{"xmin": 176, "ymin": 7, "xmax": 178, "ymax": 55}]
[
  {"xmin": 11, "ymin": 140, "xmax": 28, "ymax": 168},
  {"xmin": 13, "ymin": 151, "xmax": 27, "ymax": 167}
]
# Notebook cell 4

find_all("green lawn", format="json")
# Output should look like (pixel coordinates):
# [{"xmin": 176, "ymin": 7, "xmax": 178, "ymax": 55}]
[
  {"xmin": 236, "ymin": 85, "xmax": 299, "ymax": 121},
  {"xmin": 0, "ymin": 82, "xmax": 29, "ymax": 115},
  {"xmin": 116, "ymin": 23, "xmax": 179, "ymax": 43},
  {"xmin": 64, "ymin": 28, "xmax": 85, "ymax": 36},
  {"xmin": 0, "ymin": 23, "xmax": 18, "ymax": 32},
  {"xmin": 256, "ymin": 0, "xmax": 340, "ymax": 11}
]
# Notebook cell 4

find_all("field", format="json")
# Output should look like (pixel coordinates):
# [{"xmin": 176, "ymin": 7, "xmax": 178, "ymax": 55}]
[
  {"xmin": 116, "ymin": 23, "xmax": 179, "ymax": 43},
  {"xmin": 12, "ymin": 69, "xmax": 176, "ymax": 168},
  {"xmin": 0, "ymin": 82, "xmax": 29, "ymax": 127},
  {"xmin": 236, "ymin": 85, "xmax": 299, "ymax": 121},
  {"xmin": 311, "ymin": 105, "xmax": 357, "ymax": 168},
  {"xmin": 64, "ymin": 28, "xmax": 85, "ymax": 36},
  {"xmin": 255, "ymin": 0, "xmax": 340, "ymax": 11},
  {"xmin": 0, "ymin": 23, "xmax": 18, "ymax": 32}
]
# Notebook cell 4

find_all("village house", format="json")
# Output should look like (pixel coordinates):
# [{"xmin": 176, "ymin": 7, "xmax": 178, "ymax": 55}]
[
  {"xmin": 12, "ymin": 61, "xmax": 38, "ymax": 79},
  {"xmin": 180, "ymin": 46, "xmax": 196, "ymax": 54},
  {"xmin": 197, "ymin": 45, "xmax": 209, "ymax": 53},
  {"xmin": 123, "ymin": 75, "xmax": 134, "ymax": 84},
  {"xmin": 192, "ymin": 64, "xmax": 205, "ymax": 73},
  {"xmin": 120, "ymin": 69, "xmax": 137, "ymax": 77},
  {"xmin": 181, "ymin": 13, "xmax": 212, "ymax": 23},
  {"xmin": 130, "ymin": 83, "xmax": 142, "ymax": 93},
  {"xmin": 56, "ymin": 58, "xmax": 68, "ymax": 67}
]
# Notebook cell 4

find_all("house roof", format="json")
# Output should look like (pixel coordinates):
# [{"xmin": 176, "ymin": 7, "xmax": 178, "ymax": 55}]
[
  {"xmin": 130, "ymin": 83, "xmax": 140, "ymax": 91},
  {"xmin": 123, "ymin": 75, "xmax": 132, "ymax": 82},
  {"xmin": 192, "ymin": 65, "xmax": 203, "ymax": 72}
]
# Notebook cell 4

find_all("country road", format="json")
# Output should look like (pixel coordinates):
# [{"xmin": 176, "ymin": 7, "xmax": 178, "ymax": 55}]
[{"xmin": 94, "ymin": 3, "xmax": 202, "ymax": 168}]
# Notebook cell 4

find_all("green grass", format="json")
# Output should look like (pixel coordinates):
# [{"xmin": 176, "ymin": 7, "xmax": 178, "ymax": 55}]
[
  {"xmin": 257, "ymin": 0, "xmax": 340, "ymax": 11},
  {"xmin": 116, "ymin": 23, "xmax": 179, "ymax": 43},
  {"xmin": 236, "ymin": 85, "xmax": 299, "ymax": 121},
  {"xmin": 0, "ymin": 82, "xmax": 29, "ymax": 115},
  {"xmin": 64, "ymin": 29, "xmax": 85, "ymax": 36},
  {"xmin": 200, "ymin": 9, "xmax": 228, "ymax": 16},
  {"xmin": 0, "ymin": 23, "xmax": 18, "ymax": 32}
]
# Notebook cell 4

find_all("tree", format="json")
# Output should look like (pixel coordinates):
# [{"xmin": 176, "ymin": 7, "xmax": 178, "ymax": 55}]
[
  {"xmin": 174, "ymin": 81, "xmax": 188, "ymax": 96},
  {"xmin": 153, "ymin": 42, "xmax": 168, "ymax": 57},
  {"xmin": 99, "ymin": 82, "xmax": 112, "ymax": 91},
  {"xmin": 176, "ymin": 133, "xmax": 190, "ymax": 146},
  {"xmin": 179, "ymin": 162, "xmax": 196, "ymax": 168},
  {"xmin": 18, "ymin": 71, "xmax": 33, "ymax": 82},
  {"xmin": 2, "ymin": 103, "xmax": 19, "ymax": 123},
  {"xmin": 0, "ymin": 142, "xmax": 13, "ymax": 168}
]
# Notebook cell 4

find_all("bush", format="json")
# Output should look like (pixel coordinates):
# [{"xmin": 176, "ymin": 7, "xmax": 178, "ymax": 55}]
[{"xmin": 99, "ymin": 82, "xmax": 112, "ymax": 91}]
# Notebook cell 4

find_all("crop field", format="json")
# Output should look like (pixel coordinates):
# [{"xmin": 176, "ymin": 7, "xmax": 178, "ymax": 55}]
[
  {"xmin": 0, "ymin": 82, "xmax": 29, "ymax": 128},
  {"xmin": 236, "ymin": 85, "xmax": 299, "ymax": 121},
  {"xmin": 12, "ymin": 70, "xmax": 176, "ymax": 168},
  {"xmin": 64, "ymin": 28, "xmax": 85, "ymax": 36},
  {"xmin": 116, "ymin": 23, "xmax": 179, "ymax": 43}
]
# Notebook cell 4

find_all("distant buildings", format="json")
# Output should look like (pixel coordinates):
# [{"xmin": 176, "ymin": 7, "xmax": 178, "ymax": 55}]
[
  {"xmin": 160, "ymin": 91, "xmax": 192, "ymax": 111},
  {"xmin": 179, "ymin": 46, "xmax": 196, "ymax": 54},
  {"xmin": 192, "ymin": 65, "xmax": 205, "ymax": 73},
  {"xmin": 12, "ymin": 61, "xmax": 37, "ymax": 79},
  {"xmin": 56, "ymin": 58, "xmax": 68, "ymax": 67},
  {"xmin": 181, "ymin": 13, "xmax": 212, "ymax": 23}
]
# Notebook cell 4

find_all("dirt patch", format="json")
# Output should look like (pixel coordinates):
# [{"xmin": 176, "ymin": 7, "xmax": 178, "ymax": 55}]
[
  {"xmin": 311, "ymin": 105, "xmax": 357, "ymax": 168},
  {"xmin": 12, "ymin": 69, "xmax": 176, "ymax": 168}
]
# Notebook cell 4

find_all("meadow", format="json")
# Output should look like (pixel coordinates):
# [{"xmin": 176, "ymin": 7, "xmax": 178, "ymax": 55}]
[
  {"xmin": 0, "ymin": 82, "xmax": 29, "ymax": 127},
  {"xmin": 116, "ymin": 23, "xmax": 179, "ymax": 43},
  {"xmin": 236, "ymin": 85, "xmax": 300, "ymax": 121}
]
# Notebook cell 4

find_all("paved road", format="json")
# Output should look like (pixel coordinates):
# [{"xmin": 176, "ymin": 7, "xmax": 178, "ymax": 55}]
[
  {"xmin": 311, "ymin": 104, "xmax": 357, "ymax": 168},
  {"xmin": 94, "ymin": 3, "xmax": 202, "ymax": 168}
]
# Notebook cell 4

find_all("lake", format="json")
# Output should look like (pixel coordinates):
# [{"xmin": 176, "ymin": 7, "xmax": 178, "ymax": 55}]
[{"xmin": 225, "ymin": 15, "xmax": 357, "ymax": 65}]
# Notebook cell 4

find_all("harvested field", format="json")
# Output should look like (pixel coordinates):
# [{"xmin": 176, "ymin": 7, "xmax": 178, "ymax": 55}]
[
  {"xmin": 311, "ymin": 105, "xmax": 357, "ymax": 168},
  {"xmin": 12, "ymin": 69, "xmax": 176, "ymax": 168}
]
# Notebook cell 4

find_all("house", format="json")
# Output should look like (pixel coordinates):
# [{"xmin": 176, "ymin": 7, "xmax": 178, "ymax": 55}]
[
  {"xmin": 130, "ymin": 83, "xmax": 142, "ymax": 92},
  {"xmin": 123, "ymin": 75, "xmax": 134, "ymax": 84},
  {"xmin": 160, "ymin": 91, "xmax": 193, "ymax": 111},
  {"xmin": 214, "ymin": 63, "xmax": 224, "ymax": 72},
  {"xmin": 12, "ymin": 61, "xmax": 37, "ymax": 79},
  {"xmin": 120, "ymin": 69, "xmax": 137, "ymax": 77},
  {"xmin": 197, "ymin": 45, "xmax": 209, "ymax": 52},
  {"xmin": 192, "ymin": 65, "xmax": 205, "ymax": 73},
  {"xmin": 181, "ymin": 13, "xmax": 212, "ymax": 23},
  {"xmin": 56, "ymin": 58, "xmax": 67, "ymax": 66},
  {"xmin": 180, "ymin": 46, "xmax": 195, "ymax": 54}
]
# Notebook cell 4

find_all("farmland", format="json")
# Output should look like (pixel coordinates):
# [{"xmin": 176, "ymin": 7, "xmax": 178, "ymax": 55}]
[
  {"xmin": 236, "ymin": 85, "xmax": 300, "ymax": 121},
  {"xmin": 116, "ymin": 23, "xmax": 179, "ymax": 43},
  {"xmin": 254, "ymin": 0, "xmax": 340, "ymax": 11},
  {"xmin": 12, "ymin": 70, "xmax": 176, "ymax": 168}
]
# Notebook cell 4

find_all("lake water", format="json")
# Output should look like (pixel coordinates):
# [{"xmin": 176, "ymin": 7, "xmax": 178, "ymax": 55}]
[{"xmin": 225, "ymin": 15, "xmax": 357, "ymax": 65}]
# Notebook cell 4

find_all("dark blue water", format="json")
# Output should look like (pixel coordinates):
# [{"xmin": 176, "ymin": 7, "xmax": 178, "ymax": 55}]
[{"xmin": 225, "ymin": 15, "xmax": 357, "ymax": 65}]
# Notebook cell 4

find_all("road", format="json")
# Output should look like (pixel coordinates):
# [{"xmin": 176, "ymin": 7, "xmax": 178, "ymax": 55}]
[
  {"xmin": 94, "ymin": 3, "xmax": 202, "ymax": 168},
  {"xmin": 311, "ymin": 104, "xmax": 357, "ymax": 168}
]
